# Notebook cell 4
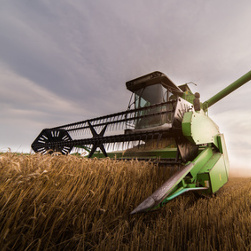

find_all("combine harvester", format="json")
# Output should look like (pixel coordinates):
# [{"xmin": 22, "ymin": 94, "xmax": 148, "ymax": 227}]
[{"xmin": 32, "ymin": 70, "xmax": 251, "ymax": 213}]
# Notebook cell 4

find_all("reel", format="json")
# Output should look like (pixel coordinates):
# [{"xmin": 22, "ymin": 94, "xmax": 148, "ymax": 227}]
[{"xmin": 31, "ymin": 129, "xmax": 73, "ymax": 155}]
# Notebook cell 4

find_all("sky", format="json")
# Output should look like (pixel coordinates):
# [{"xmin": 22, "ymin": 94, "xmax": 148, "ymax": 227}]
[{"xmin": 0, "ymin": 0, "xmax": 251, "ymax": 171}]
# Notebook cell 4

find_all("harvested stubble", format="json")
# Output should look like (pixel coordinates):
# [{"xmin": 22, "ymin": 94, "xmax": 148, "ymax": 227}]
[{"xmin": 0, "ymin": 153, "xmax": 250, "ymax": 250}]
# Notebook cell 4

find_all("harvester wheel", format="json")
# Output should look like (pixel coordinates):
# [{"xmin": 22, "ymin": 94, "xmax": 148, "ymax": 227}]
[{"xmin": 31, "ymin": 129, "xmax": 73, "ymax": 155}]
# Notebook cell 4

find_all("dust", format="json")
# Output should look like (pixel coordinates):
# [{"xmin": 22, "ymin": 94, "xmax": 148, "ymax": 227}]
[{"xmin": 229, "ymin": 166, "xmax": 251, "ymax": 177}]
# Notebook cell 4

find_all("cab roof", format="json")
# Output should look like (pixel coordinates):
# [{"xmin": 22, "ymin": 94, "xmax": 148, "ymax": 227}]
[{"xmin": 126, "ymin": 71, "xmax": 184, "ymax": 96}]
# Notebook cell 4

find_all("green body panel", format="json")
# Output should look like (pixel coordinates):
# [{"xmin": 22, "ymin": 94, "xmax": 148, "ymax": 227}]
[
  {"xmin": 209, "ymin": 155, "xmax": 228, "ymax": 193},
  {"xmin": 216, "ymin": 134, "xmax": 229, "ymax": 176},
  {"xmin": 189, "ymin": 147, "xmax": 214, "ymax": 179},
  {"xmin": 186, "ymin": 134, "xmax": 228, "ymax": 196},
  {"xmin": 182, "ymin": 111, "xmax": 220, "ymax": 146},
  {"xmin": 181, "ymin": 112, "xmax": 192, "ymax": 138},
  {"xmin": 197, "ymin": 153, "xmax": 221, "ymax": 194},
  {"xmin": 92, "ymin": 147, "xmax": 178, "ymax": 159},
  {"xmin": 180, "ymin": 89, "xmax": 195, "ymax": 104},
  {"xmin": 197, "ymin": 153, "xmax": 228, "ymax": 194},
  {"xmin": 198, "ymin": 152, "xmax": 221, "ymax": 174}
]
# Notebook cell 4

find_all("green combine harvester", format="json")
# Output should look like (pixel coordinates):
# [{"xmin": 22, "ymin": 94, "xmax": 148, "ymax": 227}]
[{"xmin": 32, "ymin": 70, "xmax": 251, "ymax": 213}]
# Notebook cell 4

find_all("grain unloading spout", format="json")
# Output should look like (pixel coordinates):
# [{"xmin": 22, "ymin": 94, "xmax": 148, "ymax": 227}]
[{"xmin": 203, "ymin": 70, "xmax": 251, "ymax": 110}]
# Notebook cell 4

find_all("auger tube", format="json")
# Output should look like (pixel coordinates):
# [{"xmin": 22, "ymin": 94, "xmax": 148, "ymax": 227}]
[{"xmin": 203, "ymin": 70, "xmax": 251, "ymax": 110}]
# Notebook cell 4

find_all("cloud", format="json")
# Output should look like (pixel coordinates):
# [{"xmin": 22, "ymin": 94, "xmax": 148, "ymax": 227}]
[
  {"xmin": 0, "ymin": 0, "xmax": 251, "ymax": 160},
  {"xmin": 0, "ymin": 65, "xmax": 93, "ymax": 152},
  {"xmin": 0, "ymin": 64, "xmax": 88, "ymax": 115}
]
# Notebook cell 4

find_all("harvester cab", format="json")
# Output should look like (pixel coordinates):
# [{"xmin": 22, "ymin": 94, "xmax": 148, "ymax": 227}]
[
  {"xmin": 123, "ymin": 72, "xmax": 199, "ymax": 164},
  {"xmin": 31, "ymin": 70, "xmax": 251, "ymax": 214},
  {"xmin": 126, "ymin": 71, "xmax": 183, "ymax": 108},
  {"xmin": 126, "ymin": 71, "xmax": 185, "ymax": 130}
]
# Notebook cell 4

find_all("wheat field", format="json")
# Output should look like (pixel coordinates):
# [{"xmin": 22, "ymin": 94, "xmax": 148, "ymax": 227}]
[{"xmin": 0, "ymin": 153, "xmax": 250, "ymax": 250}]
